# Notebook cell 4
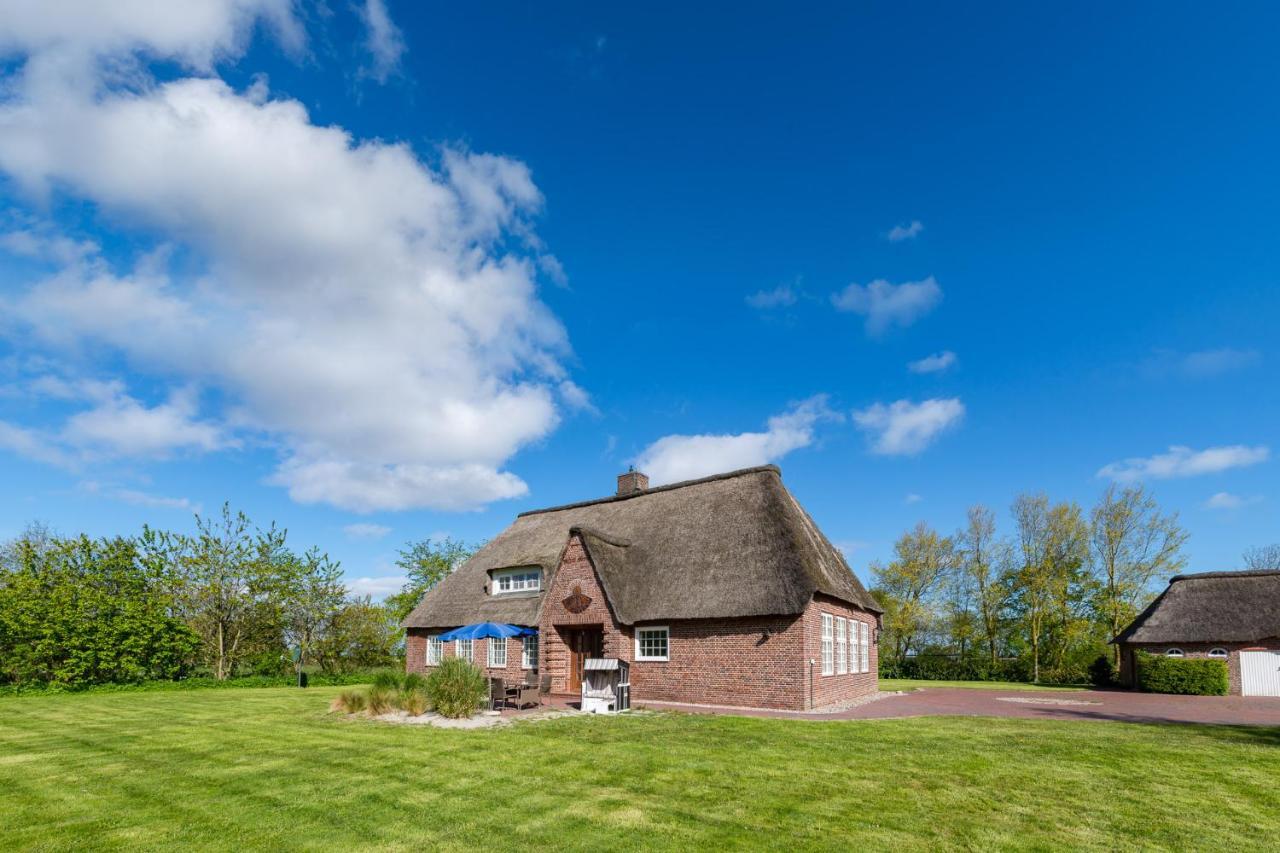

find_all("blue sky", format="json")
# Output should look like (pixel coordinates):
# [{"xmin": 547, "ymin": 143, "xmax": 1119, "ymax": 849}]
[{"xmin": 1, "ymin": 2, "xmax": 1276, "ymax": 596}]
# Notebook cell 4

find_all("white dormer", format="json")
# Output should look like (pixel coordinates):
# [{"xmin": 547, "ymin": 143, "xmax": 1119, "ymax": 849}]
[{"xmin": 492, "ymin": 566, "xmax": 541, "ymax": 595}]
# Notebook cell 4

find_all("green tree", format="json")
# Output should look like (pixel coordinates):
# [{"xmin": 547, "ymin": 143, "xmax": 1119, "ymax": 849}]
[
  {"xmin": 278, "ymin": 547, "xmax": 346, "ymax": 676},
  {"xmin": 385, "ymin": 537, "xmax": 478, "ymax": 621},
  {"xmin": 0, "ymin": 533, "xmax": 198, "ymax": 687},
  {"xmin": 148, "ymin": 504, "xmax": 288, "ymax": 680},
  {"xmin": 957, "ymin": 505, "xmax": 1011, "ymax": 664},
  {"xmin": 316, "ymin": 597, "xmax": 402, "ymax": 673},
  {"xmin": 871, "ymin": 522, "xmax": 957, "ymax": 662},
  {"xmin": 1010, "ymin": 494, "xmax": 1090, "ymax": 682},
  {"xmin": 1090, "ymin": 484, "xmax": 1188, "ymax": 667}
]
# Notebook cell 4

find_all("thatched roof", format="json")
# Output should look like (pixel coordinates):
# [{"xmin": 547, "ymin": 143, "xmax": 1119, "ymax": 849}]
[
  {"xmin": 404, "ymin": 465, "xmax": 879, "ymax": 629},
  {"xmin": 1114, "ymin": 570, "xmax": 1280, "ymax": 644}
]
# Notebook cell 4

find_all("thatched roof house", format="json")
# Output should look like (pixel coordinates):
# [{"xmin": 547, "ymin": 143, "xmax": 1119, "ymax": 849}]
[
  {"xmin": 404, "ymin": 465, "xmax": 882, "ymax": 711},
  {"xmin": 1114, "ymin": 570, "xmax": 1280, "ymax": 697}
]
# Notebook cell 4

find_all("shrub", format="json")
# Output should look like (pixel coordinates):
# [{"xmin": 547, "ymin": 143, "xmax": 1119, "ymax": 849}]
[
  {"xmin": 1136, "ymin": 652, "xmax": 1228, "ymax": 696},
  {"xmin": 401, "ymin": 687, "xmax": 430, "ymax": 716},
  {"xmin": 425, "ymin": 656, "xmax": 488, "ymax": 718},
  {"xmin": 401, "ymin": 672, "xmax": 425, "ymax": 693},
  {"xmin": 1088, "ymin": 655, "xmax": 1116, "ymax": 687},
  {"xmin": 371, "ymin": 671, "xmax": 403, "ymax": 692},
  {"xmin": 331, "ymin": 688, "xmax": 368, "ymax": 714}
]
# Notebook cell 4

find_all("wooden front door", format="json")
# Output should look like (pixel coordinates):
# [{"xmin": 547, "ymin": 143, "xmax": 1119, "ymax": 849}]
[{"xmin": 565, "ymin": 627, "xmax": 604, "ymax": 694}]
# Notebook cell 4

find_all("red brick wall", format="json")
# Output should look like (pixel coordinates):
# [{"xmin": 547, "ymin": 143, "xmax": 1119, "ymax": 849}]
[
  {"xmin": 405, "ymin": 630, "xmax": 537, "ymax": 687},
  {"xmin": 1119, "ymin": 639, "xmax": 1280, "ymax": 695},
  {"xmin": 803, "ymin": 594, "xmax": 880, "ymax": 708}
]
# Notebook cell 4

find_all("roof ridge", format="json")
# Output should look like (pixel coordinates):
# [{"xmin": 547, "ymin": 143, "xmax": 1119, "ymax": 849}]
[
  {"xmin": 517, "ymin": 465, "xmax": 782, "ymax": 517},
  {"xmin": 1171, "ymin": 569, "xmax": 1280, "ymax": 581},
  {"xmin": 569, "ymin": 525, "xmax": 631, "ymax": 548}
]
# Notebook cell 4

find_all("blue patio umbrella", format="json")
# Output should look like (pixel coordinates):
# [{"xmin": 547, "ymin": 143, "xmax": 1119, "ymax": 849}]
[{"xmin": 437, "ymin": 622, "xmax": 536, "ymax": 641}]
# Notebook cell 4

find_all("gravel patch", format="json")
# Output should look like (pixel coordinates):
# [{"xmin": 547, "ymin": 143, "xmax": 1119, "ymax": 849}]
[{"xmin": 995, "ymin": 696, "xmax": 1102, "ymax": 707}]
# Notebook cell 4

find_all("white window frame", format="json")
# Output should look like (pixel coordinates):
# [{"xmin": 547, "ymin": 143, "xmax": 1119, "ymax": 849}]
[
  {"xmin": 456, "ymin": 638, "xmax": 473, "ymax": 661},
  {"xmin": 1165, "ymin": 648, "xmax": 1184, "ymax": 658},
  {"xmin": 850, "ymin": 618, "xmax": 860, "ymax": 673},
  {"xmin": 860, "ymin": 621, "xmax": 870, "ymax": 673},
  {"xmin": 426, "ymin": 635, "xmax": 443, "ymax": 666},
  {"xmin": 635, "ymin": 626, "xmax": 670, "ymax": 662},
  {"xmin": 835, "ymin": 617, "xmax": 847, "ymax": 674},
  {"xmin": 492, "ymin": 567, "xmax": 542, "ymax": 595},
  {"xmin": 1208, "ymin": 647, "xmax": 1228, "ymax": 659},
  {"xmin": 488, "ymin": 637, "xmax": 507, "ymax": 668},
  {"xmin": 522, "ymin": 634, "xmax": 539, "ymax": 669},
  {"xmin": 821, "ymin": 614, "xmax": 834, "ymax": 676}
]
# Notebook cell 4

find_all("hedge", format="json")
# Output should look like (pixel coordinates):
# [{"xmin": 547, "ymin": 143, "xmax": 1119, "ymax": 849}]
[
  {"xmin": 1136, "ymin": 652, "xmax": 1228, "ymax": 696},
  {"xmin": 0, "ymin": 669, "xmax": 392, "ymax": 697}
]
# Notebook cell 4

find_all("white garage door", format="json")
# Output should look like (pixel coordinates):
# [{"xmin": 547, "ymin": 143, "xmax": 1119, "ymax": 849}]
[{"xmin": 1241, "ymin": 651, "xmax": 1280, "ymax": 697}]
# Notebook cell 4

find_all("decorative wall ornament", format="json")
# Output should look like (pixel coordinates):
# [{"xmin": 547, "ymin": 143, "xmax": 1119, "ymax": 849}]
[{"xmin": 562, "ymin": 585, "xmax": 592, "ymax": 614}]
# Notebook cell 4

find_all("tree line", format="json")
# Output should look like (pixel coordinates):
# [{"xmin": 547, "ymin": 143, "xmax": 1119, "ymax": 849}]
[
  {"xmin": 0, "ymin": 505, "xmax": 476, "ymax": 688},
  {"xmin": 870, "ymin": 484, "xmax": 1201, "ymax": 684}
]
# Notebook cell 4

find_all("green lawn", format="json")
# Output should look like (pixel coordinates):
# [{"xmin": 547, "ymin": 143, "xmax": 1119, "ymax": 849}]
[
  {"xmin": 881, "ymin": 678, "xmax": 1090, "ymax": 692},
  {"xmin": 1, "ymin": 688, "xmax": 1277, "ymax": 851}
]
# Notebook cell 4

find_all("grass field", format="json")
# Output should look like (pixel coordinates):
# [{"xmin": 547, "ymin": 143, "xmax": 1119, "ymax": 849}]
[
  {"xmin": 880, "ymin": 679, "xmax": 1089, "ymax": 692},
  {"xmin": 2, "ymin": 688, "xmax": 1277, "ymax": 851}
]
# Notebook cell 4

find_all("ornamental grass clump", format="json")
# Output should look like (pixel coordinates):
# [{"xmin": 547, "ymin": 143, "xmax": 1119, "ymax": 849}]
[
  {"xmin": 400, "ymin": 688, "xmax": 430, "ymax": 716},
  {"xmin": 425, "ymin": 657, "xmax": 488, "ymax": 718},
  {"xmin": 330, "ymin": 689, "xmax": 368, "ymax": 715}
]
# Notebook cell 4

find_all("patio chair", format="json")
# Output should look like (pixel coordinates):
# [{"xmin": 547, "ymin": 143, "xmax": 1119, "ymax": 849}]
[
  {"xmin": 489, "ymin": 678, "xmax": 508, "ymax": 711},
  {"xmin": 512, "ymin": 674, "xmax": 539, "ymax": 709}
]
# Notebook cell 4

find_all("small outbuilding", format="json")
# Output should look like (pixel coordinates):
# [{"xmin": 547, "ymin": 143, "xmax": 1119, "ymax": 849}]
[{"xmin": 1113, "ymin": 570, "xmax": 1280, "ymax": 697}]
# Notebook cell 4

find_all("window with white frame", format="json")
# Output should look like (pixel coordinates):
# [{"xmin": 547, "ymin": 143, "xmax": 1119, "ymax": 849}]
[
  {"xmin": 1208, "ymin": 647, "xmax": 1228, "ymax": 659},
  {"xmin": 492, "ymin": 567, "xmax": 542, "ymax": 595},
  {"xmin": 426, "ymin": 636, "xmax": 443, "ymax": 666},
  {"xmin": 488, "ymin": 637, "xmax": 507, "ymax": 667},
  {"xmin": 821, "ymin": 614, "xmax": 834, "ymax": 675},
  {"xmin": 1165, "ymin": 648, "xmax": 1184, "ymax": 658},
  {"xmin": 456, "ymin": 638, "xmax": 473, "ymax": 661},
  {"xmin": 635, "ymin": 626, "xmax": 669, "ymax": 661},
  {"xmin": 835, "ymin": 617, "xmax": 847, "ymax": 674},
  {"xmin": 850, "ymin": 619, "xmax": 860, "ymax": 673},
  {"xmin": 522, "ymin": 634, "xmax": 539, "ymax": 669},
  {"xmin": 860, "ymin": 621, "xmax": 870, "ymax": 673}
]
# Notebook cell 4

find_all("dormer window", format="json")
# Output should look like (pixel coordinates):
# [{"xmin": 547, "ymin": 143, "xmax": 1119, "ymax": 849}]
[{"xmin": 493, "ymin": 567, "xmax": 541, "ymax": 595}]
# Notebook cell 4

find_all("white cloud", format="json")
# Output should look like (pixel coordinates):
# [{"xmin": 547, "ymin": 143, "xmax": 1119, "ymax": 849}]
[
  {"xmin": 853, "ymin": 398, "xmax": 964, "ymax": 456},
  {"xmin": 79, "ymin": 480, "xmax": 200, "ymax": 512},
  {"xmin": 558, "ymin": 380, "xmax": 598, "ymax": 415},
  {"xmin": 0, "ymin": 419, "xmax": 74, "ymax": 468},
  {"xmin": 343, "ymin": 522, "xmax": 392, "ymax": 540},
  {"xmin": 831, "ymin": 276, "xmax": 942, "ymax": 335},
  {"xmin": 907, "ymin": 350, "xmax": 956, "ymax": 374},
  {"xmin": 0, "ymin": 7, "xmax": 580, "ymax": 511},
  {"xmin": 62, "ymin": 387, "xmax": 227, "ymax": 458},
  {"xmin": 886, "ymin": 220, "xmax": 923, "ymax": 242},
  {"xmin": 345, "ymin": 574, "xmax": 407, "ymax": 600},
  {"xmin": 1203, "ymin": 492, "xmax": 1263, "ymax": 511},
  {"xmin": 746, "ymin": 285, "xmax": 797, "ymax": 309},
  {"xmin": 1098, "ymin": 445, "xmax": 1271, "ymax": 482},
  {"xmin": 904, "ymin": 492, "xmax": 923, "ymax": 504},
  {"xmin": 356, "ymin": 0, "xmax": 404, "ymax": 83},
  {"xmin": 1142, "ymin": 347, "xmax": 1261, "ymax": 379},
  {"xmin": 635, "ymin": 395, "xmax": 840, "ymax": 485}
]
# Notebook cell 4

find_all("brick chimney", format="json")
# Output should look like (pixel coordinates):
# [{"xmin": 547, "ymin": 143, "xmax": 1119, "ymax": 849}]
[{"xmin": 616, "ymin": 468, "xmax": 649, "ymax": 496}]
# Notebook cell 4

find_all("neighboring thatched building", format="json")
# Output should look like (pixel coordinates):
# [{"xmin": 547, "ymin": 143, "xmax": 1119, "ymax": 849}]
[
  {"xmin": 404, "ymin": 465, "xmax": 882, "ymax": 710},
  {"xmin": 1113, "ymin": 570, "xmax": 1280, "ymax": 696}
]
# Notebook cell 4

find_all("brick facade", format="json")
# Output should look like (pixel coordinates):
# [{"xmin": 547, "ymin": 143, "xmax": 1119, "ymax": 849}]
[
  {"xmin": 407, "ymin": 531, "xmax": 880, "ymax": 711},
  {"xmin": 1118, "ymin": 638, "xmax": 1280, "ymax": 696},
  {"xmin": 405, "ymin": 629, "xmax": 538, "ymax": 687}
]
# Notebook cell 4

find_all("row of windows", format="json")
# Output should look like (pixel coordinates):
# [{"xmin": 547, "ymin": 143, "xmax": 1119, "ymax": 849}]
[
  {"xmin": 1164, "ymin": 647, "xmax": 1228, "ymax": 659},
  {"xmin": 821, "ymin": 613, "xmax": 870, "ymax": 676},
  {"xmin": 426, "ymin": 635, "xmax": 539, "ymax": 669}
]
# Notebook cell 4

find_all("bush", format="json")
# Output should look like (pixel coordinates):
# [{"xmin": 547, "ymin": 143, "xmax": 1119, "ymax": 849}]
[
  {"xmin": 425, "ymin": 657, "xmax": 488, "ymax": 718},
  {"xmin": 1089, "ymin": 655, "xmax": 1117, "ymax": 687},
  {"xmin": 371, "ymin": 671, "xmax": 403, "ymax": 692},
  {"xmin": 330, "ymin": 688, "xmax": 368, "ymax": 714},
  {"xmin": 1136, "ymin": 652, "xmax": 1228, "ymax": 696}
]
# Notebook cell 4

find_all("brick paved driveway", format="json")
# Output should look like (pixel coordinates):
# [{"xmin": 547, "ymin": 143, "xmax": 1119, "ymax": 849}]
[{"xmin": 641, "ymin": 687, "xmax": 1280, "ymax": 726}]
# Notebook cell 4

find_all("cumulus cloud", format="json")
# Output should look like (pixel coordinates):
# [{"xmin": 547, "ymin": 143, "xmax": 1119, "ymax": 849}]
[
  {"xmin": 343, "ymin": 522, "xmax": 392, "ymax": 540},
  {"xmin": 907, "ymin": 350, "xmax": 956, "ymax": 374},
  {"xmin": 0, "ymin": 4, "xmax": 580, "ymax": 511},
  {"xmin": 356, "ymin": 0, "xmax": 404, "ymax": 83},
  {"xmin": 1203, "ymin": 492, "xmax": 1263, "ymax": 511},
  {"xmin": 1098, "ymin": 445, "xmax": 1270, "ymax": 482},
  {"xmin": 831, "ymin": 276, "xmax": 942, "ymax": 335},
  {"xmin": 635, "ymin": 395, "xmax": 840, "ymax": 485},
  {"xmin": 345, "ymin": 574, "xmax": 408, "ymax": 600},
  {"xmin": 745, "ymin": 285, "xmax": 798, "ymax": 309},
  {"xmin": 886, "ymin": 220, "xmax": 924, "ymax": 242},
  {"xmin": 853, "ymin": 398, "xmax": 964, "ymax": 455}
]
